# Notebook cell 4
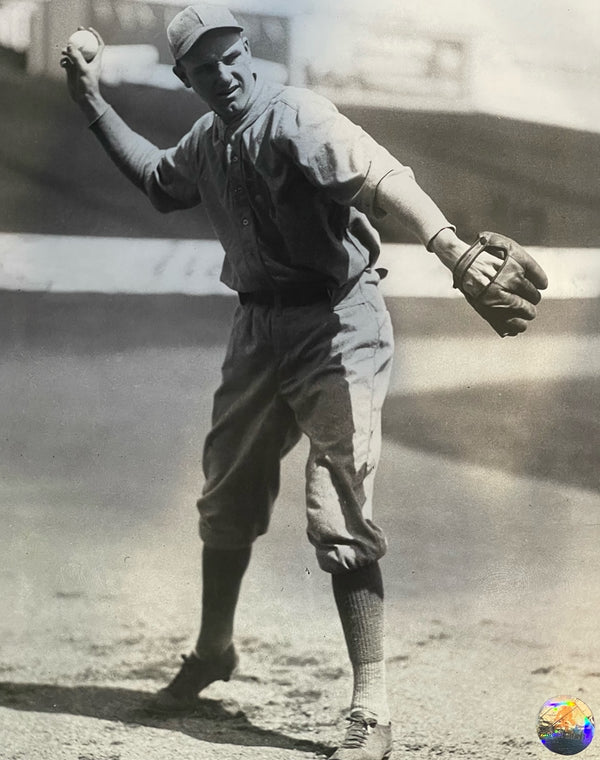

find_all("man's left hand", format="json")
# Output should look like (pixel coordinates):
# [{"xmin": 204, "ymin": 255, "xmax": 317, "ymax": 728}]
[{"xmin": 452, "ymin": 231, "xmax": 549, "ymax": 337}]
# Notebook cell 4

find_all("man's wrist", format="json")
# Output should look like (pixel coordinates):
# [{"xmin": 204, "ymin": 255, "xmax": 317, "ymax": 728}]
[
  {"xmin": 428, "ymin": 228, "xmax": 470, "ymax": 271},
  {"xmin": 80, "ymin": 93, "xmax": 109, "ymax": 125}
]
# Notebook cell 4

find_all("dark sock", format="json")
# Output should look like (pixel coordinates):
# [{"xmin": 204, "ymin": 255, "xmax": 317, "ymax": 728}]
[{"xmin": 194, "ymin": 545, "xmax": 251, "ymax": 658}]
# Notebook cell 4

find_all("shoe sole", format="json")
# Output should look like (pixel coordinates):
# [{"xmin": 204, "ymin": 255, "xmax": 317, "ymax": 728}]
[
  {"xmin": 330, "ymin": 747, "xmax": 392, "ymax": 760},
  {"xmin": 144, "ymin": 661, "xmax": 237, "ymax": 715}
]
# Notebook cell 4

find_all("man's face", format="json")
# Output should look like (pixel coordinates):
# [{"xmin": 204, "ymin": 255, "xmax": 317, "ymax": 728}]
[{"xmin": 176, "ymin": 30, "xmax": 255, "ymax": 123}]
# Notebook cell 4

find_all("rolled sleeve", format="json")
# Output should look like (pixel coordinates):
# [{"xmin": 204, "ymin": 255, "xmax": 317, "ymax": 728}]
[{"xmin": 276, "ymin": 92, "xmax": 414, "ymax": 216}]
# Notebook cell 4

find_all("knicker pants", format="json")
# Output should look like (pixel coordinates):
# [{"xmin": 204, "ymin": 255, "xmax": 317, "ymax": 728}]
[{"xmin": 197, "ymin": 272, "xmax": 394, "ymax": 573}]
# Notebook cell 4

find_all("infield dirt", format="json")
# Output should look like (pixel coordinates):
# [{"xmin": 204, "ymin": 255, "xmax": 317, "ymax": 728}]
[{"xmin": 1, "ymin": 320, "xmax": 599, "ymax": 759}]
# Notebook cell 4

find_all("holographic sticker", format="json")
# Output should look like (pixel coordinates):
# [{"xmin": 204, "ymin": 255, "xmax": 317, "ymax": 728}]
[{"xmin": 537, "ymin": 696, "xmax": 595, "ymax": 755}]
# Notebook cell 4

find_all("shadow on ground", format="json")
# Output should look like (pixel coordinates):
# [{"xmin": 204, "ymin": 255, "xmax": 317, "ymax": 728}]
[
  {"xmin": 0, "ymin": 682, "xmax": 330, "ymax": 755},
  {"xmin": 383, "ymin": 376, "xmax": 600, "ymax": 493}
]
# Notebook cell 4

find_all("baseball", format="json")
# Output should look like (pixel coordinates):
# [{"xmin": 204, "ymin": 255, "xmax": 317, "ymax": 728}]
[{"xmin": 68, "ymin": 30, "xmax": 99, "ymax": 62}]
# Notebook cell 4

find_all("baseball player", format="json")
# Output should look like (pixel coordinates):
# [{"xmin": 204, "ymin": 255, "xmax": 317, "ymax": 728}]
[{"xmin": 61, "ymin": 5, "xmax": 548, "ymax": 759}]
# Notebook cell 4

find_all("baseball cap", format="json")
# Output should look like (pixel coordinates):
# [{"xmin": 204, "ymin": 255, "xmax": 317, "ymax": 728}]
[{"xmin": 167, "ymin": 4, "xmax": 243, "ymax": 60}]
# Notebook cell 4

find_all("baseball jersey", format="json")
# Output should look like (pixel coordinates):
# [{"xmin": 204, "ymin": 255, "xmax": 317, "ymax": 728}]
[{"xmin": 91, "ymin": 76, "xmax": 453, "ymax": 292}]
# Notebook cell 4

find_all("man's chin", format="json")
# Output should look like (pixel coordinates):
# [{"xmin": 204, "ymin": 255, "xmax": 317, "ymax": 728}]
[{"xmin": 215, "ymin": 99, "xmax": 246, "ymax": 122}]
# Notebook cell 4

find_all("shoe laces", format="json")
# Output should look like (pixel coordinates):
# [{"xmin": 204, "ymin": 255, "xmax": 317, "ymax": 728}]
[{"xmin": 340, "ymin": 713, "xmax": 378, "ymax": 748}]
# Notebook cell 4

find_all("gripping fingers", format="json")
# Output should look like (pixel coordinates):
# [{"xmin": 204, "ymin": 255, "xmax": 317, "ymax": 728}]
[
  {"xmin": 519, "ymin": 252, "xmax": 549, "ymax": 290},
  {"xmin": 60, "ymin": 27, "xmax": 104, "ymax": 70},
  {"xmin": 503, "ymin": 317, "xmax": 529, "ymax": 336},
  {"xmin": 512, "ymin": 276, "xmax": 541, "ymax": 305},
  {"xmin": 508, "ymin": 296, "xmax": 537, "ymax": 322},
  {"xmin": 495, "ymin": 267, "xmax": 542, "ymax": 305},
  {"xmin": 461, "ymin": 250, "xmax": 503, "ymax": 297},
  {"xmin": 60, "ymin": 42, "xmax": 86, "ymax": 72},
  {"xmin": 88, "ymin": 27, "xmax": 105, "ymax": 47},
  {"xmin": 483, "ymin": 287, "xmax": 538, "ymax": 320},
  {"xmin": 492, "ymin": 254, "xmax": 543, "ymax": 305},
  {"xmin": 60, "ymin": 46, "xmax": 77, "ymax": 69},
  {"xmin": 472, "ymin": 291, "xmax": 536, "ymax": 337}
]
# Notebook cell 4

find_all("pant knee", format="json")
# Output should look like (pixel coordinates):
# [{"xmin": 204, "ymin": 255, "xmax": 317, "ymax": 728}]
[{"xmin": 314, "ymin": 534, "xmax": 388, "ymax": 574}]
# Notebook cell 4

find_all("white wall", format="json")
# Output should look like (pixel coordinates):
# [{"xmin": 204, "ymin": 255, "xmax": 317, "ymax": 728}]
[{"xmin": 0, "ymin": 233, "xmax": 597, "ymax": 299}]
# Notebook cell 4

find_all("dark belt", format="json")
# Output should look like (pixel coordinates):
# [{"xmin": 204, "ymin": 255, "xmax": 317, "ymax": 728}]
[{"xmin": 238, "ymin": 284, "xmax": 331, "ymax": 308}]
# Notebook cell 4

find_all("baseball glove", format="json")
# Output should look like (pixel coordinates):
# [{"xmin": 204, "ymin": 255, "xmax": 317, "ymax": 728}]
[{"xmin": 453, "ymin": 231, "xmax": 548, "ymax": 337}]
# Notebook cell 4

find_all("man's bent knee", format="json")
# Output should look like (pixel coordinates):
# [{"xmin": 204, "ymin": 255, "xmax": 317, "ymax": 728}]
[{"xmin": 314, "ymin": 533, "xmax": 388, "ymax": 574}]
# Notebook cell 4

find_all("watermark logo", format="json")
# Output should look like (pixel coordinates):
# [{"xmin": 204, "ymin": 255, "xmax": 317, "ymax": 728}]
[{"xmin": 537, "ymin": 696, "xmax": 595, "ymax": 755}]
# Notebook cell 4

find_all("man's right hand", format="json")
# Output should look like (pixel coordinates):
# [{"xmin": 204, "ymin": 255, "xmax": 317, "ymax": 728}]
[{"xmin": 60, "ymin": 27, "xmax": 107, "ymax": 123}]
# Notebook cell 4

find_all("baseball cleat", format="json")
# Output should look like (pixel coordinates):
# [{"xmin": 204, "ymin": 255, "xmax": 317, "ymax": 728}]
[
  {"xmin": 146, "ymin": 643, "xmax": 238, "ymax": 713},
  {"xmin": 329, "ymin": 710, "xmax": 393, "ymax": 760}
]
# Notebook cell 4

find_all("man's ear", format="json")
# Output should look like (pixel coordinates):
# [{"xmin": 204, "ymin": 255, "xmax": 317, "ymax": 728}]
[
  {"xmin": 173, "ymin": 62, "xmax": 191, "ymax": 88},
  {"xmin": 242, "ymin": 36, "xmax": 256, "ymax": 74}
]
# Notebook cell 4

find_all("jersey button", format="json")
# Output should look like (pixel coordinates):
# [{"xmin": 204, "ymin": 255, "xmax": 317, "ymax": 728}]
[
  {"xmin": 242, "ymin": 218, "xmax": 250, "ymax": 226},
  {"xmin": 231, "ymin": 155, "xmax": 239, "ymax": 163}
]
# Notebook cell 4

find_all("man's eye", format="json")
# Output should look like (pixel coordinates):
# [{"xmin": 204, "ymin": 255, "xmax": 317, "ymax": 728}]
[{"xmin": 223, "ymin": 53, "xmax": 240, "ymax": 65}]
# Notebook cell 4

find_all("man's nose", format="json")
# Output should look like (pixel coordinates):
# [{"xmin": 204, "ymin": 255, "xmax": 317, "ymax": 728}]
[{"xmin": 215, "ymin": 62, "xmax": 233, "ymax": 84}]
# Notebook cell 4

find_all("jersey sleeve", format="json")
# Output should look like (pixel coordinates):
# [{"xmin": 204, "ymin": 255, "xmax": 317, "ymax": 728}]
[
  {"xmin": 274, "ymin": 90, "xmax": 453, "ymax": 247},
  {"xmin": 274, "ymin": 91, "xmax": 413, "ymax": 216},
  {"xmin": 146, "ymin": 124, "xmax": 204, "ymax": 211},
  {"xmin": 90, "ymin": 107, "xmax": 203, "ymax": 212}
]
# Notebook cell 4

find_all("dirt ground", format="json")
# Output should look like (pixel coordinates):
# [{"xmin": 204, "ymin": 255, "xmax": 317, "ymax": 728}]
[{"xmin": 1, "ymin": 325, "xmax": 599, "ymax": 759}]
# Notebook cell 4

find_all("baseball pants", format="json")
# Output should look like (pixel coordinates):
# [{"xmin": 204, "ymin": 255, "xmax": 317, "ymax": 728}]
[{"xmin": 197, "ymin": 270, "xmax": 394, "ymax": 573}]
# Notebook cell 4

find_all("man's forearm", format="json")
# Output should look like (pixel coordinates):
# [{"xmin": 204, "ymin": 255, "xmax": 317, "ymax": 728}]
[
  {"xmin": 88, "ymin": 104, "xmax": 163, "ymax": 192},
  {"xmin": 79, "ymin": 91, "xmax": 110, "ymax": 126},
  {"xmin": 63, "ymin": 31, "xmax": 191, "ymax": 212},
  {"xmin": 374, "ymin": 170, "xmax": 458, "ymax": 253},
  {"xmin": 374, "ymin": 170, "xmax": 497, "ymax": 284}
]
